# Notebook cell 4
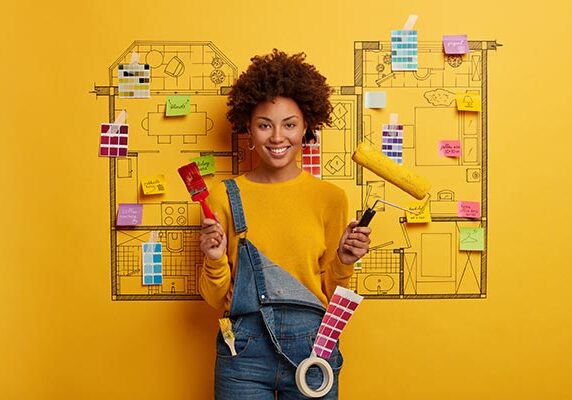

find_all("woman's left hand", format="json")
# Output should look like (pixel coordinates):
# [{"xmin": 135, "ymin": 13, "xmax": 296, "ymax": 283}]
[{"xmin": 337, "ymin": 221, "xmax": 372, "ymax": 265}]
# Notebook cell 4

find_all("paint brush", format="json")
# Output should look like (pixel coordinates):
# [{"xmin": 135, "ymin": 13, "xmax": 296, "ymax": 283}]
[{"xmin": 178, "ymin": 162, "xmax": 217, "ymax": 220}]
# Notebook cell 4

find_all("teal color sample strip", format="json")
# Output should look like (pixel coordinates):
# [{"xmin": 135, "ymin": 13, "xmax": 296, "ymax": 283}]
[
  {"xmin": 391, "ymin": 30, "xmax": 418, "ymax": 71},
  {"xmin": 142, "ymin": 241, "xmax": 163, "ymax": 285}
]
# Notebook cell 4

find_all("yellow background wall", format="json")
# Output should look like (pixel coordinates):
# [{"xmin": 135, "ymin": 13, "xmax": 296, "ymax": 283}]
[{"xmin": 1, "ymin": 0, "xmax": 571, "ymax": 399}]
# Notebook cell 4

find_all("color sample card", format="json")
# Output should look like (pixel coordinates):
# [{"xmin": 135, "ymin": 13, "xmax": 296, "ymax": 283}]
[
  {"xmin": 382, "ymin": 124, "xmax": 404, "ymax": 164},
  {"xmin": 406, "ymin": 203, "xmax": 432, "ymax": 223},
  {"xmin": 364, "ymin": 91, "xmax": 387, "ymax": 109},
  {"xmin": 302, "ymin": 138, "xmax": 321, "ymax": 178},
  {"xmin": 443, "ymin": 35, "xmax": 469, "ymax": 54},
  {"xmin": 142, "ymin": 242, "xmax": 163, "ymax": 285},
  {"xmin": 459, "ymin": 227, "xmax": 485, "ymax": 251},
  {"xmin": 118, "ymin": 63, "xmax": 150, "ymax": 98},
  {"xmin": 99, "ymin": 123, "xmax": 128, "ymax": 157},
  {"xmin": 391, "ymin": 30, "xmax": 418, "ymax": 71},
  {"xmin": 191, "ymin": 154, "xmax": 216, "ymax": 175},
  {"xmin": 141, "ymin": 175, "xmax": 167, "ymax": 195},
  {"xmin": 456, "ymin": 92, "xmax": 482, "ymax": 112},
  {"xmin": 313, "ymin": 286, "xmax": 363, "ymax": 359},
  {"xmin": 166, "ymin": 95, "xmax": 191, "ymax": 116},
  {"xmin": 458, "ymin": 201, "xmax": 481, "ymax": 218},
  {"xmin": 117, "ymin": 203, "xmax": 143, "ymax": 226},
  {"xmin": 439, "ymin": 140, "xmax": 462, "ymax": 157}
]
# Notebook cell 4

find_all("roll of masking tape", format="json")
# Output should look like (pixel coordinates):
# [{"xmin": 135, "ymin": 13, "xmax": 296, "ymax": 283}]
[{"xmin": 295, "ymin": 354, "xmax": 334, "ymax": 398}]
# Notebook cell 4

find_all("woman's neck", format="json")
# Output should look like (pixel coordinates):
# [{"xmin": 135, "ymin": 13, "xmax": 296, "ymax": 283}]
[{"xmin": 246, "ymin": 164, "xmax": 302, "ymax": 183}]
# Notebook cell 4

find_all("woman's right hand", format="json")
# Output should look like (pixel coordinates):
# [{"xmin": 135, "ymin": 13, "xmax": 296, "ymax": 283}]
[{"xmin": 199, "ymin": 217, "xmax": 227, "ymax": 260}]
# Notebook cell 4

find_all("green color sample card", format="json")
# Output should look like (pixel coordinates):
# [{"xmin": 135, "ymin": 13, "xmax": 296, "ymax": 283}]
[
  {"xmin": 191, "ymin": 154, "xmax": 216, "ymax": 175},
  {"xmin": 166, "ymin": 96, "xmax": 191, "ymax": 116}
]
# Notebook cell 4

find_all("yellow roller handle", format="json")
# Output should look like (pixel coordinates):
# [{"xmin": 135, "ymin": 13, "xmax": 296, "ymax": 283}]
[{"xmin": 352, "ymin": 142, "xmax": 431, "ymax": 200}]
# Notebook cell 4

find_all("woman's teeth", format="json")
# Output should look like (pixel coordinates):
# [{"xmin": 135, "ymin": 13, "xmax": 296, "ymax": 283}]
[{"xmin": 267, "ymin": 147, "xmax": 288, "ymax": 154}]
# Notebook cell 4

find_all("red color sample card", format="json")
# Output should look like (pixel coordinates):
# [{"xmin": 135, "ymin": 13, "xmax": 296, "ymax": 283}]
[
  {"xmin": 313, "ymin": 286, "xmax": 363, "ymax": 359},
  {"xmin": 100, "ymin": 123, "xmax": 128, "ymax": 157}
]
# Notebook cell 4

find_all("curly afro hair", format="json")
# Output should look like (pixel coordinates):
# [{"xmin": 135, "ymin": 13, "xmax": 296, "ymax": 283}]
[{"xmin": 226, "ymin": 49, "xmax": 333, "ymax": 134}]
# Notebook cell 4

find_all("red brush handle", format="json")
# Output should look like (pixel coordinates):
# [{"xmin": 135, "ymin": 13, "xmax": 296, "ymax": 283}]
[{"xmin": 199, "ymin": 198, "xmax": 217, "ymax": 220}]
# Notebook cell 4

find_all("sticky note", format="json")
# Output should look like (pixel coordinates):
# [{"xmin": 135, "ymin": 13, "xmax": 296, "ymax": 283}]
[
  {"xmin": 443, "ymin": 35, "xmax": 469, "ymax": 54},
  {"xmin": 142, "ymin": 242, "xmax": 163, "ymax": 285},
  {"xmin": 406, "ymin": 203, "xmax": 432, "ymax": 223},
  {"xmin": 439, "ymin": 140, "xmax": 462, "ymax": 157},
  {"xmin": 141, "ymin": 175, "xmax": 167, "ymax": 195},
  {"xmin": 117, "ymin": 204, "xmax": 143, "ymax": 226},
  {"xmin": 391, "ymin": 30, "xmax": 418, "ymax": 71},
  {"xmin": 382, "ymin": 123, "xmax": 403, "ymax": 165},
  {"xmin": 458, "ymin": 201, "xmax": 481, "ymax": 218},
  {"xmin": 456, "ymin": 92, "xmax": 481, "ymax": 112},
  {"xmin": 365, "ymin": 92, "xmax": 387, "ymax": 109},
  {"xmin": 100, "ymin": 123, "xmax": 128, "ymax": 157},
  {"xmin": 191, "ymin": 154, "xmax": 216, "ymax": 175},
  {"xmin": 166, "ymin": 96, "xmax": 191, "ymax": 116},
  {"xmin": 459, "ymin": 227, "xmax": 484, "ymax": 251},
  {"xmin": 118, "ymin": 63, "xmax": 150, "ymax": 98}
]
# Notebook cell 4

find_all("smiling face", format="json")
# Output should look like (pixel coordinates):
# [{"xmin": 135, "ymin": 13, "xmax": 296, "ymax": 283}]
[{"xmin": 248, "ymin": 96, "xmax": 307, "ymax": 182}]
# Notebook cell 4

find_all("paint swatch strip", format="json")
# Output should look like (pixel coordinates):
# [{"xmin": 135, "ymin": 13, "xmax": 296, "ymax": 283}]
[
  {"xmin": 313, "ymin": 286, "xmax": 364, "ymax": 359},
  {"xmin": 382, "ymin": 124, "xmax": 404, "ymax": 165},
  {"xmin": 301, "ymin": 140, "xmax": 321, "ymax": 178},
  {"xmin": 118, "ymin": 63, "xmax": 151, "ymax": 98}
]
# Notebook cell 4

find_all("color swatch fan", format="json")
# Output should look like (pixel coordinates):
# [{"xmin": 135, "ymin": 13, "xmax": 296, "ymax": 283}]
[{"xmin": 313, "ymin": 286, "xmax": 364, "ymax": 358}]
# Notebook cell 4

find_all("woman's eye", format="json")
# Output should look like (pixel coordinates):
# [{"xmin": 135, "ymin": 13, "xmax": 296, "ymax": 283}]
[
  {"xmin": 259, "ymin": 123, "xmax": 270, "ymax": 129},
  {"xmin": 285, "ymin": 123, "xmax": 296, "ymax": 129}
]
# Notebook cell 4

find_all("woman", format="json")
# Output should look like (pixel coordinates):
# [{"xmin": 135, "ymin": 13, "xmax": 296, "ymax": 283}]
[{"xmin": 199, "ymin": 49, "xmax": 371, "ymax": 399}]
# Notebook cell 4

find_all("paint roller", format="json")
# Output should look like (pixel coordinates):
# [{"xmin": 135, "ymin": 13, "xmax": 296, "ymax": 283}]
[{"xmin": 352, "ymin": 141, "xmax": 431, "ymax": 226}]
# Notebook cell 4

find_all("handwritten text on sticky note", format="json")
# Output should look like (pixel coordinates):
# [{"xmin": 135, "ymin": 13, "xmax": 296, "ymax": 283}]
[
  {"xmin": 117, "ymin": 204, "xmax": 143, "ymax": 226},
  {"xmin": 191, "ymin": 154, "xmax": 216, "ymax": 175},
  {"xmin": 166, "ymin": 96, "xmax": 191, "ymax": 116},
  {"xmin": 141, "ymin": 175, "xmax": 167, "ymax": 195},
  {"xmin": 439, "ymin": 140, "xmax": 461, "ymax": 157},
  {"xmin": 456, "ymin": 92, "xmax": 481, "ymax": 112},
  {"xmin": 458, "ymin": 201, "xmax": 481, "ymax": 218},
  {"xmin": 443, "ymin": 35, "xmax": 469, "ymax": 54},
  {"xmin": 459, "ymin": 227, "xmax": 485, "ymax": 251},
  {"xmin": 406, "ymin": 203, "xmax": 432, "ymax": 223}
]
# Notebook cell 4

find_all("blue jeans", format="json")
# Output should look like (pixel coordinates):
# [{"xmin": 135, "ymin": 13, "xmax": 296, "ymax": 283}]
[{"xmin": 215, "ymin": 306, "xmax": 343, "ymax": 399}]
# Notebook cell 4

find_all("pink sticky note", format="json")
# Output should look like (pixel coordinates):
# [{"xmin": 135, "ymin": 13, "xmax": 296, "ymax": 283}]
[
  {"xmin": 443, "ymin": 35, "xmax": 469, "ymax": 55},
  {"xmin": 117, "ymin": 204, "xmax": 143, "ymax": 226},
  {"xmin": 439, "ymin": 140, "xmax": 461, "ymax": 157},
  {"xmin": 458, "ymin": 201, "xmax": 481, "ymax": 218}
]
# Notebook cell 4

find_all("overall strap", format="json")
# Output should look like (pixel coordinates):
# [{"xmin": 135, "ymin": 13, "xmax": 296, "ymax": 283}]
[{"xmin": 223, "ymin": 179, "xmax": 247, "ymax": 235}]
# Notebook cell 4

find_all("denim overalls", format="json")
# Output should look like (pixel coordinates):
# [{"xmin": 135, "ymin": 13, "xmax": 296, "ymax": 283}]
[{"xmin": 214, "ymin": 179, "xmax": 343, "ymax": 400}]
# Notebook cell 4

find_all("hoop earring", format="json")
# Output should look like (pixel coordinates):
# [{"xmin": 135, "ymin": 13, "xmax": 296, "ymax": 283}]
[{"xmin": 247, "ymin": 136, "xmax": 255, "ymax": 151}]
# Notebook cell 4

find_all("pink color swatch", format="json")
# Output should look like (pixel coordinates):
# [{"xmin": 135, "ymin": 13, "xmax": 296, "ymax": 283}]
[
  {"xmin": 312, "ymin": 286, "xmax": 363, "ymax": 359},
  {"xmin": 302, "ymin": 137, "xmax": 321, "ymax": 178},
  {"xmin": 100, "ymin": 123, "xmax": 128, "ymax": 157}
]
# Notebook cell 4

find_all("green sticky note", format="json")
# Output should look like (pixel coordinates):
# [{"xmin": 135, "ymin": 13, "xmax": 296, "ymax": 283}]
[
  {"xmin": 191, "ymin": 154, "xmax": 216, "ymax": 175},
  {"xmin": 459, "ymin": 227, "xmax": 485, "ymax": 251},
  {"xmin": 166, "ymin": 96, "xmax": 191, "ymax": 116}
]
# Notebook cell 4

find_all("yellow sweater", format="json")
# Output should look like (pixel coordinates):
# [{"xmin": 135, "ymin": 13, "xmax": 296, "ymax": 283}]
[{"xmin": 199, "ymin": 171, "xmax": 354, "ymax": 310}]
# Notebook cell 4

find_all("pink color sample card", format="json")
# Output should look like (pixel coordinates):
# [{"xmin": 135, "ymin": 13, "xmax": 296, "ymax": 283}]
[
  {"xmin": 100, "ymin": 123, "xmax": 128, "ymax": 157},
  {"xmin": 458, "ymin": 201, "xmax": 481, "ymax": 218},
  {"xmin": 117, "ymin": 203, "xmax": 143, "ymax": 226},
  {"xmin": 443, "ymin": 35, "xmax": 469, "ymax": 55},
  {"xmin": 313, "ymin": 286, "xmax": 363, "ymax": 359},
  {"xmin": 301, "ymin": 136, "xmax": 321, "ymax": 178}
]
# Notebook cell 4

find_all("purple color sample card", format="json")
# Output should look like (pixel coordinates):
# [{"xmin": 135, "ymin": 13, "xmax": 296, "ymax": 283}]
[
  {"xmin": 100, "ymin": 123, "xmax": 128, "ymax": 157},
  {"xmin": 117, "ymin": 203, "xmax": 143, "ymax": 226},
  {"xmin": 382, "ymin": 124, "xmax": 404, "ymax": 165},
  {"xmin": 443, "ymin": 35, "xmax": 469, "ymax": 55}
]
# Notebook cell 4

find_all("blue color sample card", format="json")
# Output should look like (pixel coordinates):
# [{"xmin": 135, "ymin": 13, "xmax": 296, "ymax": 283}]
[
  {"xmin": 391, "ymin": 30, "xmax": 418, "ymax": 71},
  {"xmin": 142, "ymin": 242, "xmax": 163, "ymax": 285}
]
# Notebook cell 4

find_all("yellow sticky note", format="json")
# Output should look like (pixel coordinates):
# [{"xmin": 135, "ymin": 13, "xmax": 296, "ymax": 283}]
[
  {"xmin": 456, "ymin": 92, "xmax": 481, "ymax": 112},
  {"xmin": 406, "ymin": 202, "xmax": 432, "ymax": 223},
  {"xmin": 141, "ymin": 175, "xmax": 167, "ymax": 195}
]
